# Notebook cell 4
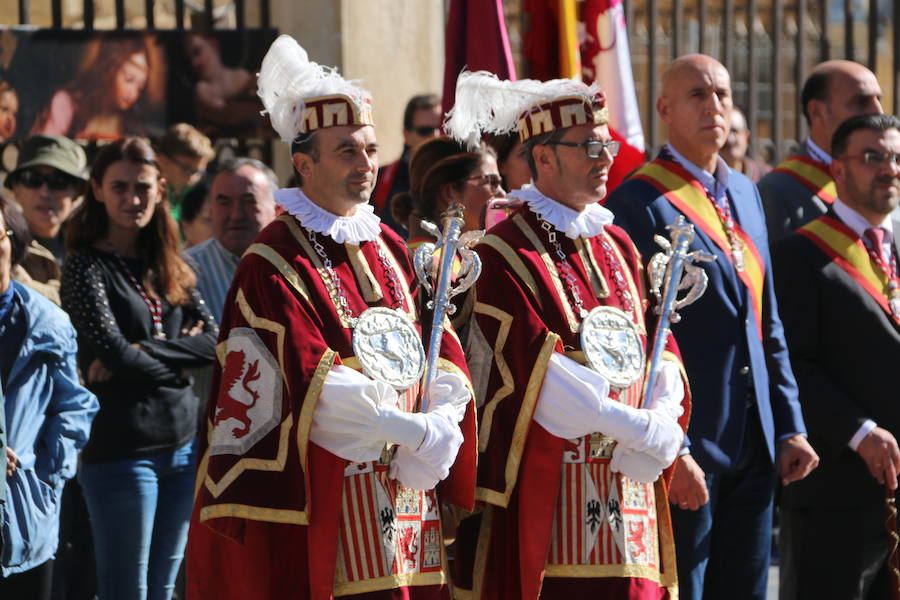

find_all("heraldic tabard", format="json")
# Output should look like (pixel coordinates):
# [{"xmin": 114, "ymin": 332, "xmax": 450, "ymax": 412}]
[
  {"xmin": 453, "ymin": 206, "xmax": 690, "ymax": 600},
  {"xmin": 187, "ymin": 214, "xmax": 477, "ymax": 600}
]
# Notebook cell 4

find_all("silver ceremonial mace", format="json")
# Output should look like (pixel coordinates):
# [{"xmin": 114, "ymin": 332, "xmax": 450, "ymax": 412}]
[
  {"xmin": 413, "ymin": 202, "xmax": 483, "ymax": 413},
  {"xmin": 643, "ymin": 215, "xmax": 715, "ymax": 408}
]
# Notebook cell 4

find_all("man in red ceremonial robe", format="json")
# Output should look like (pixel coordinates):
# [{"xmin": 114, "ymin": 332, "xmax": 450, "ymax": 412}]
[
  {"xmin": 759, "ymin": 60, "xmax": 883, "ymax": 243},
  {"xmin": 774, "ymin": 114, "xmax": 900, "ymax": 599},
  {"xmin": 444, "ymin": 73, "xmax": 690, "ymax": 599},
  {"xmin": 186, "ymin": 35, "xmax": 476, "ymax": 600}
]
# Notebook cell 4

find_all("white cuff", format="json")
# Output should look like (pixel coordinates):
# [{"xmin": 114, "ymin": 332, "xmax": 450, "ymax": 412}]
[
  {"xmin": 311, "ymin": 365, "xmax": 393, "ymax": 462},
  {"xmin": 375, "ymin": 406, "xmax": 427, "ymax": 449},
  {"xmin": 533, "ymin": 353, "xmax": 611, "ymax": 439},
  {"xmin": 849, "ymin": 419, "xmax": 877, "ymax": 451}
]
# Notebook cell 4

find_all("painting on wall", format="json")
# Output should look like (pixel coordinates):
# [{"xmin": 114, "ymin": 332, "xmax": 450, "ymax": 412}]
[{"xmin": 0, "ymin": 27, "xmax": 277, "ymax": 144}]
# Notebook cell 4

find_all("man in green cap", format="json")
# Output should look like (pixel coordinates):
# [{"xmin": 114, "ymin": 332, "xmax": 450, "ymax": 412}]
[{"xmin": 6, "ymin": 134, "xmax": 86, "ymax": 304}]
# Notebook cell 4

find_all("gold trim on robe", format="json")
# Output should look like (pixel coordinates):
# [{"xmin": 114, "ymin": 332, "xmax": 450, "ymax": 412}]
[
  {"xmin": 475, "ymin": 332, "xmax": 560, "ymax": 508},
  {"xmin": 513, "ymin": 213, "xmax": 579, "ymax": 333},
  {"xmin": 477, "ymin": 234, "xmax": 543, "ymax": 309},
  {"xmin": 472, "ymin": 301, "xmax": 515, "ymax": 453}
]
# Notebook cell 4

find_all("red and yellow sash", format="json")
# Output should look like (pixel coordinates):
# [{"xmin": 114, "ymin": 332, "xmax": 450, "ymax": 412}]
[
  {"xmin": 772, "ymin": 154, "xmax": 836, "ymax": 204},
  {"xmin": 798, "ymin": 216, "xmax": 900, "ymax": 327},
  {"xmin": 634, "ymin": 158, "xmax": 765, "ymax": 339}
]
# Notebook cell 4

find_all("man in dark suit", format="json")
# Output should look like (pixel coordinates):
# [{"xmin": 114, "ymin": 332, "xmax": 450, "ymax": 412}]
[
  {"xmin": 774, "ymin": 113, "xmax": 900, "ymax": 600},
  {"xmin": 605, "ymin": 54, "xmax": 819, "ymax": 600},
  {"xmin": 758, "ymin": 60, "xmax": 883, "ymax": 243}
]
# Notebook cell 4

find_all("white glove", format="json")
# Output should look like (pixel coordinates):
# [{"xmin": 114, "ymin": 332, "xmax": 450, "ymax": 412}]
[
  {"xmin": 646, "ymin": 359, "xmax": 685, "ymax": 420},
  {"xmin": 390, "ymin": 410, "xmax": 464, "ymax": 490},
  {"xmin": 598, "ymin": 402, "xmax": 684, "ymax": 467},
  {"xmin": 535, "ymin": 353, "xmax": 682, "ymax": 465},
  {"xmin": 423, "ymin": 368, "xmax": 470, "ymax": 423},
  {"xmin": 609, "ymin": 445, "xmax": 667, "ymax": 483}
]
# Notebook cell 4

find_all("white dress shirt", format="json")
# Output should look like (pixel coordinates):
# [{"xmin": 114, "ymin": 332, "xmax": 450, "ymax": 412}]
[{"xmin": 805, "ymin": 137, "xmax": 833, "ymax": 166}]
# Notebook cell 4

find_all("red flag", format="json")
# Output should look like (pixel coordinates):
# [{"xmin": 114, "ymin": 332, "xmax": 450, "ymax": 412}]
[
  {"xmin": 519, "ymin": 0, "xmax": 646, "ymax": 197},
  {"xmin": 521, "ymin": 0, "xmax": 561, "ymax": 81},
  {"xmin": 581, "ymin": 0, "xmax": 646, "ymax": 151},
  {"xmin": 442, "ymin": 0, "xmax": 516, "ymax": 118},
  {"xmin": 579, "ymin": 0, "xmax": 646, "ymax": 195}
]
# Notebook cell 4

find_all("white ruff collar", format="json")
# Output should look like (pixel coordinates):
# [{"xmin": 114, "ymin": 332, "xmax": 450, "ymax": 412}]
[
  {"xmin": 274, "ymin": 188, "xmax": 382, "ymax": 244},
  {"xmin": 509, "ymin": 184, "xmax": 614, "ymax": 239}
]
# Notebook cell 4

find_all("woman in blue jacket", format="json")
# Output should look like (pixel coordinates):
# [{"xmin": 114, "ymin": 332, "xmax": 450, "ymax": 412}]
[{"xmin": 0, "ymin": 196, "xmax": 98, "ymax": 599}]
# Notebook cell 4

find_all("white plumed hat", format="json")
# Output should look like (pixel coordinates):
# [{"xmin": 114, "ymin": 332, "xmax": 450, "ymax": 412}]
[
  {"xmin": 444, "ymin": 71, "xmax": 608, "ymax": 149},
  {"xmin": 257, "ymin": 34, "xmax": 374, "ymax": 144}
]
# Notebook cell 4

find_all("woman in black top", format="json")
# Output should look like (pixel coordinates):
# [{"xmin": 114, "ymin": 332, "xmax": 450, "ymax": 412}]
[{"xmin": 60, "ymin": 138, "xmax": 217, "ymax": 600}]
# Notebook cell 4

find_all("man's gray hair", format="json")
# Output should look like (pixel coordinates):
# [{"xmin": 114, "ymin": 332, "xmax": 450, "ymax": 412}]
[{"xmin": 213, "ymin": 157, "xmax": 279, "ymax": 201}]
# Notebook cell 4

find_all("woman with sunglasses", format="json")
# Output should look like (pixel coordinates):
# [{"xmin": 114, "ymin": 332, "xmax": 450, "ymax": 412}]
[
  {"xmin": 59, "ymin": 138, "xmax": 217, "ymax": 600},
  {"xmin": 392, "ymin": 136, "xmax": 506, "ymax": 337},
  {"xmin": 392, "ymin": 136, "xmax": 505, "ymax": 240},
  {"xmin": 0, "ymin": 196, "xmax": 97, "ymax": 600}
]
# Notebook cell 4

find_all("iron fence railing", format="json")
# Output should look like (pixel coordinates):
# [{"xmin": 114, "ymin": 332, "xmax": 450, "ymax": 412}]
[
  {"xmin": 13, "ymin": 0, "xmax": 270, "ymax": 30},
  {"xmin": 623, "ymin": 0, "xmax": 899, "ymax": 163}
]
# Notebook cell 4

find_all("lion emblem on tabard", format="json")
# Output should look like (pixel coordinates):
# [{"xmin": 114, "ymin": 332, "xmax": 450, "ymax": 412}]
[
  {"xmin": 214, "ymin": 350, "xmax": 261, "ymax": 439},
  {"xmin": 398, "ymin": 525, "xmax": 420, "ymax": 571},
  {"xmin": 209, "ymin": 327, "xmax": 283, "ymax": 456}
]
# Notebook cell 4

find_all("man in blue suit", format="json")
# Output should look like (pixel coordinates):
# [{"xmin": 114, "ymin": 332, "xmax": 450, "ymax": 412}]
[{"xmin": 605, "ymin": 54, "xmax": 820, "ymax": 600}]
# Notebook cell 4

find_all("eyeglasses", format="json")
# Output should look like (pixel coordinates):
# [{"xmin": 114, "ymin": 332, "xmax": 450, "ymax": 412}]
[
  {"xmin": 840, "ymin": 150, "xmax": 900, "ymax": 167},
  {"xmin": 15, "ymin": 169, "xmax": 79, "ymax": 191},
  {"xmin": 411, "ymin": 126, "xmax": 441, "ymax": 137},
  {"xmin": 466, "ymin": 173, "xmax": 504, "ymax": 193},
  {"xmin": 544, "ymin": 139, "xmax": 621, "ymax": 159}
]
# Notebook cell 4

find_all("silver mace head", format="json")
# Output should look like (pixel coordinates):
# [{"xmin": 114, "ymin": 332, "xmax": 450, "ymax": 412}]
[
  {"xmin": 413, "ymin": 203, "xmax": 484, "ymax": 314},
  {"xmin": 647, "ymin": 215, "xmax": 716, "ymax": 323}
]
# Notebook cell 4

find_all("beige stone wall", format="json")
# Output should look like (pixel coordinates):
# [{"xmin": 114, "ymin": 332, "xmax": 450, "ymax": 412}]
[
  {"xmin": 269, "ymin": 0, "xmax": 445, "ymax": 178},
  {"xmin": 341, "ymin": 0, "xmax": 445, "ymax": 165}
]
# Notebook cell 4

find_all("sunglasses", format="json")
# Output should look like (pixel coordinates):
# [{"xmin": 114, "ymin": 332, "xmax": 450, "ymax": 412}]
[
  {"xmin": 544, "ymin": 139, "xmax": 621, "ymax": 159},
  {"xmin": 466, "ymin": 173, "xmax": 504, "ymax": 193},
  {"xmin": 15, "ymin": 169, "xmax": 79, "ymax": 191},
  {"xmin": 411, "ymin": 125, "xmax": 441, "ymax": 137}
]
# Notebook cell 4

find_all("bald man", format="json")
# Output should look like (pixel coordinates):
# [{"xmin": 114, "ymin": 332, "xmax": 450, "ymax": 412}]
[
  {"xmin": 759, "ymin": 60, "xmax": 883, "ymax": 242},
  {"xmin": 606, "ymin": 54, "xmax": 819, "ymax": 600}
]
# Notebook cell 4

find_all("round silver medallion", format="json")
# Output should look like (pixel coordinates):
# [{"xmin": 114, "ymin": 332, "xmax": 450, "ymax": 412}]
[
  {"xmin": 580, "ymin": 306, "xmax": 645, "ymax": 389},
  {"xmin": 352, "ymin": 307, "xmax": 426, "ymax": 390}
]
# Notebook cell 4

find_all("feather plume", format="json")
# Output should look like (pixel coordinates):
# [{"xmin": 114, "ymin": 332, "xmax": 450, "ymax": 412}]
[
  {"xmin": 445, "ymin": 70, "xmax": 603, "ymax": 149},
  {"xmin": 257, "ymin": 34, "xmax": 372, "ymax": 143}
]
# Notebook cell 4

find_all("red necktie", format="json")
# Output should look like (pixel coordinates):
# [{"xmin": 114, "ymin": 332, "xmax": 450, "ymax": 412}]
[{"xmin": 865, "ymin": 227, "xmax": 890, "ymax": 266}]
